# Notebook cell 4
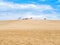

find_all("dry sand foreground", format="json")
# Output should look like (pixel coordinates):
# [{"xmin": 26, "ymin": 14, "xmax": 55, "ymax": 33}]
[{"xmin": 0, "ymin": 20, "xmax": 60, "ymax": 45}]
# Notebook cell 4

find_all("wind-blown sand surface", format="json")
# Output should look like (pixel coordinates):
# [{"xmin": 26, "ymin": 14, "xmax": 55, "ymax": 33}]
[{"xmin": 0, "ymin": 20, "xmax": 60, "ymax": 45}]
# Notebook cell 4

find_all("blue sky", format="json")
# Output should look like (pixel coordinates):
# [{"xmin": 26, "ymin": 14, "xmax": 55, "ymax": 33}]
[{"xmin": 0, "ymin": 0, "xmax": 60, "ymax": 20}]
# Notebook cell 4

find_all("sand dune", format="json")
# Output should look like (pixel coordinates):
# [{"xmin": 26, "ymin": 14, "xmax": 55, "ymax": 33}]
[
  {"xmin": 0, "ymin": 20, "xmax": 60, "ymax": 45},
  {"xmin": 0, "ymin": 20, "xmax": 60, "ymax": 30}
]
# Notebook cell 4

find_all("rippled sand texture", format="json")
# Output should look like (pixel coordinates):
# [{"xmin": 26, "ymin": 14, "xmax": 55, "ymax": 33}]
[
  {"xmin": 0, "ymin": 20, "xmax": 60, "ymax": 45},
  {"xmin": 0, "ymin": 30, "xmax": 60, "ymax": 45}
]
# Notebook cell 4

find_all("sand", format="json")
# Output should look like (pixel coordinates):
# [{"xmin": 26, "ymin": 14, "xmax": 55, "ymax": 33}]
[
  {"xmin": 0, "ymin": 20, "xmax": 60, "ymax": 45},
  {"xmin": 0, "ymin": 20, "xmax": 60, "ymax": 30}
]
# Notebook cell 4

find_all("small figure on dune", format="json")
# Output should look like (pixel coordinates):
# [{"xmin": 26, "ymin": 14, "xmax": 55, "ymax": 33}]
[
  {"xmin": 18, "ymin": 17, "xmax": 21, "ymax": 20},
  {"xmin": 44, "ymin": 18, "xmax": 47, "ymax": 20},
  {"xmin": 22, "ymin": 17, "xmax": 33, "ymax": 20}
]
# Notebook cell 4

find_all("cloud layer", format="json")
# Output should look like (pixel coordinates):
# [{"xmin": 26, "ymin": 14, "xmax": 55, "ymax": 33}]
[{"xmin": 0, "ymin": 0, "xmax": 60, "ymax": 20}]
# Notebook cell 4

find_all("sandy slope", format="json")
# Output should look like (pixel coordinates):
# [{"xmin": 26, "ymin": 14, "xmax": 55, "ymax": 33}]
[
  {"xmin": 0, "ymin": 20, "xmax": 60, "ymax": 45},
  {"xmin": 0, "ymin": 20, "xmax": 60, "ymax": 30}
]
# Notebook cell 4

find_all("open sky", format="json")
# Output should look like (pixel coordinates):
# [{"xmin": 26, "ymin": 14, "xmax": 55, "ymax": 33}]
[{"xmin": 0, "ymin": 0, "xmax": 60, "ymax": 20}]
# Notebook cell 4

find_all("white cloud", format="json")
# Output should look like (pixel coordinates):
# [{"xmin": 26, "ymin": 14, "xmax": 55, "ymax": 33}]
[
  {"xmin": 0, "ymin": 1, "xmax": 53, "ymax": 10},
  {"xmin": 0, "ymin": 1, "xmax": 60, "ymax": 20}
]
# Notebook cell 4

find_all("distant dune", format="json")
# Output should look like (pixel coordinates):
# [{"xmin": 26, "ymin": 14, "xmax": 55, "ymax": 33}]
[
  {"xmin": 0, "ymin": 20, "xmax": 60, "ymax": 30},
  {"xmin": 0, "ymin": 20, "xmax": 60, "ymax": 45}
]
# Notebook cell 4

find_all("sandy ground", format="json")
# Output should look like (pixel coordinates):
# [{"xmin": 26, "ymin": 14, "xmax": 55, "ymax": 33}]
[
  {"xmin": 0, "ymin": 20, "xmax": 60, "ymax": 30},
  {"xmin": 0, "ymin": 20, "xmax": 60, "ymax": 45}
]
